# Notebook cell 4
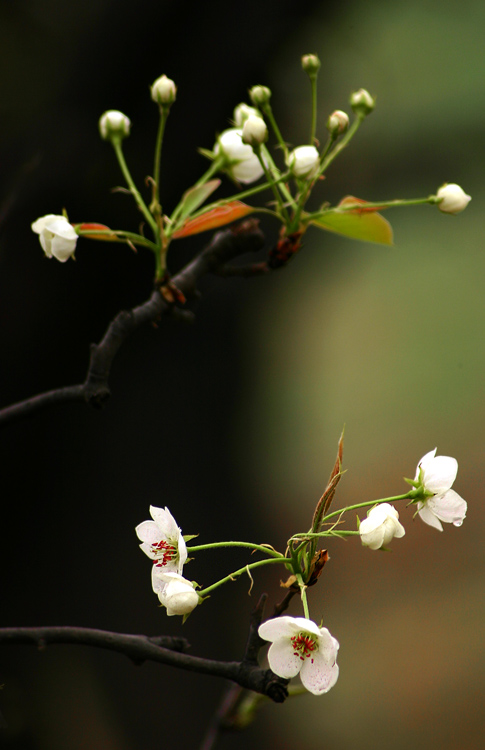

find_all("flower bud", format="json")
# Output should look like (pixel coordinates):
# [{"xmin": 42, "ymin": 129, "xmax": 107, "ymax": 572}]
[
  {"xmin": 99, "ymin": 110, "xmax": 131, "ymax": 141},
  {"xmin": 242, "ymin": 115, "xmax": 268, "ymax": 147},
  {"xmin": 287, "ymin": 145, "xmax": 320, "ymax": 179},
  {"xmin": 31, "ymin": 214, "xmax": 78, "ymax": 262},
  {"xmin": 301, "ymin": 53, "xmax": 321, "ymax": 75},
  {"xmin": 436, "ymin": 183, "xmax": 471, "ymax": 215},
  {"xmin": 350, "ymin": 89, "xmax": 375, "ymax": 117},
  {"xmin": 233, "ymin": 102, "xmax": 262, "ymax": 127},
  {"xmin": 214, "ymin": 128, "xmax": 264, "ymax": 184},
  {"xmin": 359, "ymin": 503, "xmax": 405, "ymax": 550},
  {"xmin": 157, "ymin": 572, "xmax": 199, "ymax": 616},
  {"xmin": 151, "ymin": 74, "xmax": 177, "ymax": 106},
  {"xmin": 249, "ymin": 85, "xmax": 271, "ymax": 107},
  {"xmin": 326, "ymin": 110, "xmax": 349, "ymax": 136}
]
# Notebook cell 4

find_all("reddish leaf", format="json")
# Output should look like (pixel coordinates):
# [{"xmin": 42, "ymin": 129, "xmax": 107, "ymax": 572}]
[
  {"xmin": 309, "ymin": 196, "xmax": 393, "ymax": 245},
  {"xmin": 172, "ymin": 202, "xmax": 254, "ymax": 238},
  {"xmin": 76, "ymin": 223, "xmax": 118, "ymax": 241}
]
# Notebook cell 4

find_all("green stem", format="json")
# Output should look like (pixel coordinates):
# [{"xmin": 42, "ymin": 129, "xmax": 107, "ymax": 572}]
[
  {"xmin": 112, "ymin": 140, "xmax": 159, "ymax": 237},
  {"xmin": 319, "ymin": 116, "xmax": 363, "ymax": 176},
  {"xmin": 198, "ymin": 556, "xmax": 287, "ymax": 598},
  {"xmin": 259, "ymin": 145, "xmax": 296, "ymax": 209},
  {"xmin": 168, "ymin": 158, "xmax": 225, "ymax": 228},
  {"xmin": 308, "ymin": 196, "xmax": 437, "ymax": 222},
  {"xmin": 309, "ymin": 75, "xmax": 318, "ymax": 145},
  {"xmin": 322, "ymin": 492, "xmax": 415, "ymax": 525},
  {"xmin": 261, "ymin": 103, "xmax": 288, "ymax": 161},
  {"xmin": 254, "ymin": 147, "xmax": 289, "ymax": 221},
  {"xmin": 295, "ymin": 573, "xmax": 310, "ymax": 620},
  {"xmin": 187, "ymin": 541, "xmax": 285, "ymax": 559},
  {"xmin": 77, "ymin": 229, "xmax": 159, "ymax": 252},
  {"xmin": 153, "ymin": 106, "xmax": 169, "ymax": 212}
]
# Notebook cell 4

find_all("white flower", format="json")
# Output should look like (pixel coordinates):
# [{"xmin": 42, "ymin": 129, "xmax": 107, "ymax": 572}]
[
  {"xmin": 350, "ymin": 88, "xmax": 375, "ymax": 116},
  {"xmin": 258, "ymin": 616, "xmax": 339, "ymax": 696},
  {"xmin": 31, "ymin": 214, "xmax": 78, "ymax": 262},
  {"xmin": 359, "ymin": 503, "xmax": 405, "ymax": 550},
  {"xmin": 436, "ymin": 184, "xmax": 471, "ymax": 214},
  {"xmin": 136, "ymin": 506, "xmax": 188, "ymax": 594},
  {"xmin": 214, "ymin": 128, "xmax": 264, "ymax": 184},
  {"xmin": 287, "ymin": 146, "xmax": 320, "ymax": 179},
  {"xmin": 327, "ymin": 110, "xmax": 349, "ymax": 136},
  {"xmin": 99, "ymin": 110, "xmax": 131, "ymax": 141},
  {"xmin": 414, "ymin": 448, "xmax": 467, "ymax": 531},
  {"xmin": 151, "ymin": 75, "xmax": 177, "ymax": 106},
  {"xmin": 155, "ymin": 571, "xmax": 199, "ymax": 616},
  {"xmin": 242, "ymin": 115, "xmax": 268, "ymax": 147},
  {"xmin": 233, "ymin": 103, "xmax": 262, "ymax": 127}
]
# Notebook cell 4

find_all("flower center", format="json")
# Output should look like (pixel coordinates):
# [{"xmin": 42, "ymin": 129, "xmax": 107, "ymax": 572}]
[
  {"xmin": 151, "ymin": 540, "xmax": 177, "ymax": 568},
  {"xmin": 291, "ymin": 632, "xmax": 318, "ymax": 662}
]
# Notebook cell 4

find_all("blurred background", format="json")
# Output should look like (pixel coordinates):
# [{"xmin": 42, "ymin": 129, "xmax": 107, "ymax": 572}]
[{"xmin": 1, "ymin": 0, "xmax": 483, "ymax": 748}]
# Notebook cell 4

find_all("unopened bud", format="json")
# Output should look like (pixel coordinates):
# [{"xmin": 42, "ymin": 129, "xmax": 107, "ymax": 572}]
[
  {"xmin": 301, "ymin": 53, "xmax": 321, "ymax": 75},
  {"xmin": 288, "ymin": 145, "xmax": 320, "ymax": 179},
  {"xmin": 326, "ymin": 110, "xmax": 349, "ymax": 136},
  {"xmin": 436, "ymin": 183, "xmax": 471, "ymax": 214},
  {"xmin": 249, "ymin": 85, "xmax": 271, "ymax": 107},
  {"xmin": 350, "ymin": 89, "xmax": 375, "ymax": 117},
  {"xmin": 233, "ymin": 102, "xmax": 262, "ymax": 127},
  {"xmin": 151, "ymin": 74, "xmax": 177, "ymax": 106},
  {"xmin": 99, "ymin": 110, "xmax": 131, "ymax": 141},
  {"xmin": 242, "ymin": 116, "xmax": 268, "ymax": 147}
]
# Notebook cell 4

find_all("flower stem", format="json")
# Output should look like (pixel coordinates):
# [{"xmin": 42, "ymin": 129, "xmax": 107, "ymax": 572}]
[
  {"xmin": 152, "ymin": 106, "xmax": 169, "ymax": 213},
  {"xmin": 307, "ymin": 196, "xmax": 437, "ymax": 222},
  {"xmin": 261, "ymin": 103, "xmax": 288, "ymax": 162},
  {"xmin": 319, "ymin": 115, "xmax": 363, "ymax": 176},
  {"xmin": 295, "ymin": 573, "xmax": 310, "ymax": 619},
  {"xmin": 321, "ymin": 492, "xmax": 415, "ymax": 525},
  {"xmin": 187, "ymin": 541, "xmax": 285, "ymax": 559},
  {"xmin": 112, "ymin": 140, "xmax": 159, "ymax": 237},
  {"xmin": 198, "ymin": 557, "xmax": 287, "ymax": 598}
]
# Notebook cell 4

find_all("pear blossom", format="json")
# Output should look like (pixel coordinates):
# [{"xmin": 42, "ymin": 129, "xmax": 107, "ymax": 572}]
[
  {"xmin": 233, "ymin": 103, "xmax": 262, "ymax": 127},
  {"xmin": 214, "ymin": 128, "xmax": 264, "ymax": 184},
  {"xmin": 136, "ymin": 506, "xmax": 188, "ymax": 594},
  {"xmin": 414, "ymin": 449, "xmax": 467, "ymax": 531},
  {"xmin": 436, "ymin": 183, "xmax": 471, "ymax": 214},
  {"xmin": 155, "ymin": 571, "xmax": 199, "ymax": 616},
  {"xmin": 258, "ymin": 616, "xmax": 339, "ymax": 695},
  {"xmin": 359, "ymin": 503, "xmax": 405, "ymax": 550},
  {"xmin": 99, "ymin": 110, "xmax": 131, "ymax": 141},
  {"xmin": 151, "ymin": 75, "xmax": 177, "ymax": 106},
  {"xmin": 31, "ymin": 214, "xmax": 78, "ymax": 262},
  {"xmin": 350, "ymin": 88, "xmax": 375, "ymax": 116},
  {"xmin": 242, "ymin": 115, "xmax": 268, "ymax": 147},
  {"xmin": 287, "ymin": 146, "xmax": 320, "ymax": 179}
]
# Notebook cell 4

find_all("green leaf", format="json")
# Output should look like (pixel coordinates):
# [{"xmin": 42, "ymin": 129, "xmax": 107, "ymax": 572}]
[
  {"xmin": 178, "ymin": 179, "xmax": 221, "ymax": 220},
  {"xmin": 309, "ymin": 196, "xmax": 393, "ymax": 245}
]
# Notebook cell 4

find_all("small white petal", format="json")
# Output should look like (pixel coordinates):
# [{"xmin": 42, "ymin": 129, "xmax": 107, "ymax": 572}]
[
  {"xmin": 422, "ymin": 456, "xmax": 458, "ymax": 494},
  {"xmin": 427, "ymin": 489, "xmax": 467, "ymax": 527},
  {"xmin": 417, "ymin": 501, "xmax": 444, "ymax": 531},
  {"xmin": 135, "ymin": 520, "xmax": 160, "ymax": 544},
  {"xmin": 300, "ymin": 650, "xmax": 339, "ymax": 695},
  {"xmin": 266, "ymin": 638, "xmax": 303, "ymax": 679}
]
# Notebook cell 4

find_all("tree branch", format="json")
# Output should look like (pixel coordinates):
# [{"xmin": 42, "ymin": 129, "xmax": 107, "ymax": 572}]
[
  {"xmin": 0, "ymin": 220, "xmax": 266, "ymax": 428},
  {"xmin": 0, "ymin": 623, "xmax": 288, "ymax": 702}
]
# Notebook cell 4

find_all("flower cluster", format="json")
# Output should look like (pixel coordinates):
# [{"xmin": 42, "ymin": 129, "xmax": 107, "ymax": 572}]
[{"xmin": 136, "ymin": 506, "xmax": 198, "ymax": 616}]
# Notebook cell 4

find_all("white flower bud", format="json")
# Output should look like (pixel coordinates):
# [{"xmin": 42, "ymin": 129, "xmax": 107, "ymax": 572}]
[
  {"xmin": 249, "ymin": 85, "xmax": 271, "ymax": 106},
  {"xmin": 156, "ymin": 572, "xmax": 199, "ymax": 616},
  {"xmin": 242, "ymin": 115, "xmax": 268, "ymax": 147},
  {"xmin": 350, "ymin": 89, "xmax": 375, "ymax": 117},
  {"xmin": 436, "ymin": 184, "xmax": 471, "ymax": 215},
  {"xmin": 31, "ymin": 214, "xmax": 78, "ymax": 262},
  {"xmin": 326, "ymin": 110, "xmax": 349, "ymax": 136},
  {"xmin": 214, "ymin": 128, "xmax": 264, "ymax": 184},
  {"xmin": 99, "ymin": 110, "xmax": 131, "ymax": 141},
  {"xmin": 287, "ymin": 145, "xmax": 320, "ymax": 179},
  {"xmin": 233, "ymin": 103, "xmax": 262, "ymax": 127},
  {"xmin": 151, "ymin": 74, "xmax": 177, "ymax": 106},
  {"xmin": 359, "ymin": 503, "xmax": 405, "ymax": 550},
  {"xmin": 301, "ymin": 54, "xmax": 321, "ymax": 75}
]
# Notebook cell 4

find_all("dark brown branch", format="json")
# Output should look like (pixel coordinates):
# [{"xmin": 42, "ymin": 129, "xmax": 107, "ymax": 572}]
[
  {"xmin": 0, "ymin": 220, "xmax": 265, "ymax": 428},
  {"xmin": 0, "ymin": 624, "xmax": 287, "ymax": 702}
]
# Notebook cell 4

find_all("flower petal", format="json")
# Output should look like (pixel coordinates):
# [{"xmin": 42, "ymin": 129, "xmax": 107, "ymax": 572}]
[
  {"xmin": 428, "ymin": 489, "xmax": 467, "ymax": 527},
  {"xmin": 266, "ymin": 638, "xmax": 303, "ymax": 679},
  {"xmin": 417, "ymin": 501, "xmax": 443, "ymax": 531},
  {"xmin": 300, "ymin": 650, "xmax": 339, "ymax": 695},
  {"xmin": 135, "ymin": 520, "xmax": 161, "ymax": 545},
  {"xmin": 259, "ymin": 616, "xmax": 320, "ymax": 642},
  {"xmin": 422, "ymin": 455, "xmax": 458, "ymax": 494}
]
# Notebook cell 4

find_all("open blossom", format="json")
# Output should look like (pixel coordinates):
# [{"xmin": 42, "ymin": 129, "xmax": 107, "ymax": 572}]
[
  {"xmin": 414, "ymin": 449, "xmax": 467, "ymax": 531},
  {"xmin": 359, "ymin": 503, "xmax": 405, "ymax": 550},
  {"xmin": 155, "ymin": 571, "xmax": 199, "ymax": 616},
  {"xmin": 258, "ymin": 616, "xmax": 339, "ymax": 695},
  {"xmin": 136, "ymin": 506, "xmax": 187, "ymax": 594},
  {"xmin": 287, "ymin": 146, "xmax": 320, "ymax": 179},
  {"xmin": 214, "ymin": 128, "xmax": 264, "ymax": 184},
  {"xmin": 31, "ymin": 214, "xmax": 78, "ymax": 262}
]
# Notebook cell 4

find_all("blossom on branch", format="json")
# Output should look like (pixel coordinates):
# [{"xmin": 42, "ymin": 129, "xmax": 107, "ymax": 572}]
[
  {"xmin": 258, "ymin": 616, "xmax": 339, "ymax": 695},
  {"xmin": 136, "ymin": 506, "xmax": 188, "ymax": 595},
  {"xmin": 414, "ymin": 449, "xmax": 467, "ymax": 531},
  {"xmin": 31, "ymin": 214, "xmax": 78, "ymax": 262},
  {"xmin": 359, "ymin": 503, "xmax": 405, "ymax": 550},
  {"xmin": 214, "ymin": 128, "xmax": 264, "ymax": 184},
  {"xmin": 287, "ymin": 146, "xmax": 320, "ymax": 179}
]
